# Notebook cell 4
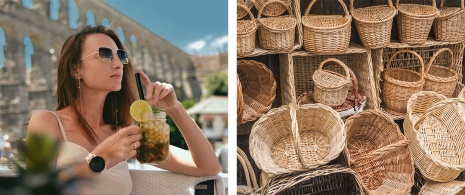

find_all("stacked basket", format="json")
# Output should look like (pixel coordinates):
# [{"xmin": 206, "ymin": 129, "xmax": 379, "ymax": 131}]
[
  {"xmin": 434, "ymin": 0, "xmax": 465, "ymax": 42},
  {"xmin": 257, "ymin": 0, "xmax": 296, "ymax": 51},
  {"xmin": 237, "ymin": 3, "xmax": 258, "ymax": 56},
  {"xmin": 396, "ymin": 0, "xmax": 439, "ymax": 44},
  {"xmin": 423, "ymin": 48, "xmax": 458, "ymax": 98},
  {"xmin": 312, "ymin": 58, "xmax": 351, "ymax": 107}
]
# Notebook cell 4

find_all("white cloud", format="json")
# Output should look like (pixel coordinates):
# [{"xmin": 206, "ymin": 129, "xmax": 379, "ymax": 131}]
[
  {"xmin": 185, "ymin": 34, "xmax": 228, "ymax": 55},
  {"xmin": 210, "ymin": 35, "xmax": 228, "ymax": 48},
  {"xmin": 187, "ymin": 40, "xmax": 206, "ymax": 50}
]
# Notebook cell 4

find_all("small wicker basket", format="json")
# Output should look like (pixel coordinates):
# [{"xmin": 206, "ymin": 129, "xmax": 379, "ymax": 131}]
[
  {"xmin": 404, "ymin": 91, "xmax": 465, "ymax": 182},
  {"xmin": 434, "ymin": 0, "xmax": 465, "ymax": 42},
  {"xmin": 249, "ymin": 103, "xmax": 345, "ymax": 175},
  {"xmin": 383, "ymin": 50, "xmax": 425, "ymax": 114},
  {"xmin": 302, "ymin": 0, "xmax": 352, "ymax": 54},
  {"xmin": 251, "ymin": 0, "xmax": 291, "ymax": 17},
  {"xmin": 396, "ymin": 0, "xmax": 439, "ymax": 45},
  {"xmin": 312, "ymin": 58, "xmax": 351, "ymax": 107},
  {"xmin": 424, "ymin": 48, "xmax": 458, "ymax": 98},
  {"xmin": 237, "ymin": 147, "xmax": 259, "ymax": 195},
  {"xmin": 238, "ymin": 0, "xmax": 254, "ymax": 19},
  {"xmin": 419, "ymin": 180, "xmax": 465, "ymax": 195},
  {"xmin": 237, "ymin": 74, "xmax": 244, "ymax": 125},
  {"xmin": 350, "ymin": 0, "xmax": 396, "ymax": 48},
  {"xmin": 257, "ymin": 0, "xmax": 296, "ymax": 51},
  {"xmin": 238, "ymin": 3, "xmax": 258, "ymax": 56}
]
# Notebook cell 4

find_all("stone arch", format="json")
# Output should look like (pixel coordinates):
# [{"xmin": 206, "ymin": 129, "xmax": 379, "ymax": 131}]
[
  {"xmin": 22, "ymin": 0, "xmax": 33, "ymax": 9},
  {"xmin": 0, "ymin": 28, "xmax": 5, "ymax": 69},
  {"xmin": 116, "ymin": 26, "xmax": 125, "ymax": 45},
  {"xmin": 68, "ymin": 0, "xmax": 79, "ymax": 29},
  {"xmin": 23, "ymin": 36, "xmax": 34, "ymax": 71},
  {"xmin": 86, "ymin": 10, "xmax": 96, "ymax": 26},
  {"xmin": 49, "ymin": 0, "xmax": 60, "ymax": 21},
  {"xmin": 102, "ymin": 18, "xmax": 110, "ymax": 28}
]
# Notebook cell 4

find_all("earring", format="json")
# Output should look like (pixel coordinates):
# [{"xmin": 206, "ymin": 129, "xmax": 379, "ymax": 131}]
[
  {"xmin": 114, "ymin": 92, "xmax": 119, "ymax": 130},
  {"xmin": 78, "ymin": 77, "xmax": 83, "ymax": 114}
]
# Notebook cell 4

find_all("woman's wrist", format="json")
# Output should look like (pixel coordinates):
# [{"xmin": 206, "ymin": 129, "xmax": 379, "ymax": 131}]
[{"xmin": 165, "ymin": 101, "xmax": 183, "ymax": 115}]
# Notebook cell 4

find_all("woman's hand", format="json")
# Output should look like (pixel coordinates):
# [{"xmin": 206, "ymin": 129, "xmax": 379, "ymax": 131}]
[
  {"xmin": 92, "ymin": 125, "xmax": 142, "ymax": 168},
  {"xmin": 137, "ymin": 70, "xmax": 179, "ymax": 111}
]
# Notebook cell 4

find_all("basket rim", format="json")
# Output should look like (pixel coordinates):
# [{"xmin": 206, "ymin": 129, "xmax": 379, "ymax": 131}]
[
  {"xmin": 258, "ymin": 16, "xmax": 297, "ymax": 31},
  {"xmin": 396, "ymin": 4, "xmax": 439, "ymax": 18},
  {"xmin": 383, "ymin": 68, "xmax": 425, "ymax": 87},
  {"xmin": 437, "ymin": 0, "xmax": 465, "ymax": 18},
  {"xmin": 302, "ymin": 15, "xmax": 352, "ymax": 30},
  {"xmin": 237, "ymin": 20, "xmax": 258, "ymax": 36},
  {"xmin": 351, "ymin": 5, "xmax": 397, "ymax": 23},
  {"xmin": 425, "ymin": 65, "xmax": 458, "ymax": 83}
]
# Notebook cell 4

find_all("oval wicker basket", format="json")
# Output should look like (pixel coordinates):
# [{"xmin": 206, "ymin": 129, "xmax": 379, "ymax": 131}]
[
  {"xmin": 419, "ymin": 180, "xmax": 465, "ymax": 195},
  {"xmin": 404, "ymin": 91, "xmax": 465, "ymax": 182},
  {"xmin": 257, "ymin": 0, "xmax": 296, "ymax": 51},
  {"xmin": 302, "ymin": 0, "xmax": 352, "ymax": 54},
  {"xmin": 434, "ymin": 0, "xmax": 465, "ymax": 42},
  {"xmin": 383, "ymin": 50, "xmax": 425, "ymax": 114},
  {"xmin": 238, "ymin": 3, "xmax": 258, "ymax": 56},
  {"xmin": 251, "ymin": 0, "xmax": 291, "ymax": 17},
  {"xmin": 237, "ymin": 147, "xmax": 259, "ymax": 195},
  {"xmin": 396, "ymin": 0, "xmax": 439, "ymax": 45},
  {"xmin": 249, "ymin": 103, "xmax": 345, "ymax": 175},
  {"xmin": 238, "ymin": 0, "xmax": 254, "ymax": 19},
  {"xmin": 350, "ymin": 0, "xmax": 396, "ymax": 48},
  {"xmin": 312, "ymin": 58, "xmax": 351, "ymax": 107},
  {"xmin": 237, "ymin": 74, "xmax": 244, "ymax": 125},
  {"xmin": 237, "ymin": 60, "xmax": 276, "ymax": 124},
  {"xmin": 424, "ymin": 48, "xmax": 458, "ymax": 98},
  {"xmin": 344, "ymin": 109, "xmax": 414, "ymax": 194}
]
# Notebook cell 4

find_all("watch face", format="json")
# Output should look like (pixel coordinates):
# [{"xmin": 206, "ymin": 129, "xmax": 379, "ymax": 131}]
[{"xmin": 89, "ymin": 156, "xmax": 105, "ymax": 173}]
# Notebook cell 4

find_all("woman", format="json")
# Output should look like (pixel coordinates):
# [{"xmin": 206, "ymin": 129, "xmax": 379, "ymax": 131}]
[{"xmin": 27, "ymin": 25, "xmax": 221, "ymax": 194}]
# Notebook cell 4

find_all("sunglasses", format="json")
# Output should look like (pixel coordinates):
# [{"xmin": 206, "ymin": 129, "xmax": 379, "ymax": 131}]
[{"xmin": 78, "ymin": 47, "xmax": 129, "ymax": 64}]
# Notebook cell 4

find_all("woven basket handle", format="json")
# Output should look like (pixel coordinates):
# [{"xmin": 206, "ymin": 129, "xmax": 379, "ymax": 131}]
[
  {"xmin": 350, "ymin": 0, "xmax": 394, "ymax": 13},
  {"xmin": 425, "ymin": 48, "xmax": 454, "ymax": 73},
  {"xmin": 257, "ymin": 0, "xmax": 293, "ymax": 20},
  {"xmin": 238, "ymin": 3, "xmax": 256, "ymax": 21},
  {"xmin": 386, "ymin": 50, "xmax": 425, "ymax": 79},
  {"xmin": 318, "ymin": 58, "xmax": 351, "ymax": 83},
  {"xmin": 396, "ymin": 0, "xmax": 436, "ymax": 7},
  {"xmin": 347, "ymin": 67, "xmax": 360, "ymax": 111},
  {"xmin": 304, "ymin": 0, "xmax": 350, "ymax": 17},
  {"xmin": 289, "ymin": 103, "xmax": 308, "ymax": 169},
  {"xmin": 237, "ymin": 147, "xmax": 259, "ymax": 193},
  {"xmin": 440, "ymin": 0, "xmax": 464, "ymax": 9},
  {"xmin": 414, "ymin": 98, "xmax": 465, "ymax": 129},
  {"xmin": 351, "ymin": 139, "xmax": 410, "ymax": 165}
]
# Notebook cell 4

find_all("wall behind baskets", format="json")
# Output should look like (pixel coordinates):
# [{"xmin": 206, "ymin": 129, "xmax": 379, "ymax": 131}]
[{"xmin": 237, "ymin": 0, "xmax": 465, "ymax": 192}]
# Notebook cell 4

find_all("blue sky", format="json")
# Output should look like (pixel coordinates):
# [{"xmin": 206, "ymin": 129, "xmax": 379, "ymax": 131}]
[{"xmin": 104, "ymin": 0, "xmax": 228, "ymax": 55}]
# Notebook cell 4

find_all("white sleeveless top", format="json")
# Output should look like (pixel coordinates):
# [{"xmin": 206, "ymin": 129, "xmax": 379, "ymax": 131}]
[{"xmin": 49, "ymin": 111, "xmax": 133, "ymax": 195}]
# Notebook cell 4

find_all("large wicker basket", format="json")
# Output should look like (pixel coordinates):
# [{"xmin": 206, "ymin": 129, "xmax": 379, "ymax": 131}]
[
  {"xmin": 434, "ymin": 0, "xmax": 465, "ymax": 42},
  {"xmin": 312, "ymin": 58, "xmax": 351, "ymax": 107},
  {"xmin": 238, "ymin": 3, "xmax": 258, "ymax": 56},
  {"xmin": 237, "ymin": 74, "xmax": 244, "ymax": 125},
  {"xmin": 424, "ymin": 48, "xmax": 458, "ymax": 98},
  {"xmin": 343, "ymin": 109, "xmax": 414, "ymax": 194},
  {"xmin": 237, "ymin": 147, "xmax": 259, "ymax": 195},
  {"xmin": 251, "ymin": 0, "xmax": 291, "ymax": 17},
  {"xmin": 396, "ymin": 0, "xmax": 439, "ymax": 45},
  {"xmin": 261, "ymin": 165, "xmax": 363, "ymax": 195},
  {"xmin": 237, "ymin": 60, "xmax": 276, "ymax": 124},
  {"xmin": 419, "ymin": 180, "xmax": 465, "ymax": 195},
  {"xmin": 383, "ymin": 50, "xmax": 425, "ymax": 114},
  {"xmin": 350, "ymin": 0, "xmax": 396, "ymax": 48},
  {"xmin": 249, "ymin": 103, "xmax": 345, "ymax": 175},
  {"xmin": 257, "ymin": 0, "xmax": 296, "ymax": 51},
  {"xmin": 404, "ymin": 91, "xmax": 465, "ymax": 182},
  {"xmin": 302, "ymin": 0, "xmax": 351, "ymax": 54}
]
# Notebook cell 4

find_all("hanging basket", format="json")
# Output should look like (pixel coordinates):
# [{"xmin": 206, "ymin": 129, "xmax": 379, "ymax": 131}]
[
  {"xmin": 350, "ymin": 0, "xmax": 396, "ymax": 48},
  {"xmin": 312, "ymin": 58, "xmax": 351, "ymax": 107},
  {"xmin": 237, "ymin": 74, "xmax": 244, "ymax": 125},
  {"xmin": 419, "ymin": 180, "xmax": 465, "ymax": 195},
  {"xmin": 404, "ymin": 91, "xmax": 465, "ymax": 182},
  {"xmin": 302, "ymin": 0, "xmax": 351, "ymax": 54},
  {"xmin": 249, "ymin": 103, "xmax": 345, "ymax": 175},
  {"xmin": 237, "ymin": 147, "xmax": 259, "ymax": 195},
  {"xmin": 238, "ymin": 0, "xmax": 254, "ymax": 19},
  {"xmin": 424, "ymin": 48, "xmax": 458, "ymax": 98},
  {"xmin": 343, "ymin": 110, "xmax": 414, "ymax": 194},
  {"xmin": 383, "ymin": 50, "xmax": 425, "ymax": 114},
  {"xmin": 251, "ymin": 0, "xmax": 291, "ymax": 17},
  {"xmin": 396, "ymin": 0, "xmax": 439, "ymax": 44},
  {"xmin": 257, "ymin": 0, "xmax": 296, "ymax": 51},
  {"xmin": 237, "ymin": 60, "xmax": 276, "ymax": 124},
  {"xmin": 434, "ymin": 0, "xmax": 465, "ymax": 42},
  {"xmin": 238, "ymin": 3, "xmax": 258, "ymax": 56}
]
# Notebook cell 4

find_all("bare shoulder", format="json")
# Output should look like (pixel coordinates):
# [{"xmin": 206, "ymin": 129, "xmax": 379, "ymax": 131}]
[{"xmin": 27, "ymin": 110, "xmax": 62, "ymax": 141}]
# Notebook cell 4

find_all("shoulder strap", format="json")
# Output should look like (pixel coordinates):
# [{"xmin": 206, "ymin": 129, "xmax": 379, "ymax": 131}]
[{"xmin": 46, "ymin": 110, "xmax": 68, "ymax": 142}]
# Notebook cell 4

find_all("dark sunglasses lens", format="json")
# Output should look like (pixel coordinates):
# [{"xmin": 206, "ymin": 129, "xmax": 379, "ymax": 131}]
[
  {"xmin": 117, "ymin": 50, "xmax": 129, "ymax": 64},
  {"xmin": 99, "ymin": 48, "xmax": 113, "ymax": 61}
]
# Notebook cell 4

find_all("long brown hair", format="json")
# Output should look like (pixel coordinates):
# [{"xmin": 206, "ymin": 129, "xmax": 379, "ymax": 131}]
[{"xmin": 56, "ymin": 25, "xmax": 137, "ymax": 144}]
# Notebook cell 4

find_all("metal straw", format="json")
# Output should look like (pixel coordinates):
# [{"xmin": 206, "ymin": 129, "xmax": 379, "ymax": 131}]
[{"xmin": 135, "ymin": 73, "xmax": 145, "ymax": 100}]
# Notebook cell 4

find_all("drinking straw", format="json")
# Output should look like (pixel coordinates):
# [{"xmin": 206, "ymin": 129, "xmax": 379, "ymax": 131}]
[{"xmin": 135, "ymin": 73, "xmax": 145, "ymax": 100}]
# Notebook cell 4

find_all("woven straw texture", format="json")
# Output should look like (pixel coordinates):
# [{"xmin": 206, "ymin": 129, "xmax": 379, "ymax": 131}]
[
  {"xmin": 252, "ymin": 0, "xmax": 291, "ymax": 17},
  {"xmin": 261, "ymin": 165, "xmax": 363, "ymax": 195},
  {"xmin": 237, "ymin": 147, "xmax": 259, "ymax": 195},
  {"xmin": 350, "ymin": 0, "xmax": 396, "ymax": 48},
  {"xmin": 460, "ymin": 87, "xmax": 465, "ymax": 98},
  {"xmin": 238, "ymin": 60, "xmax": 276, "ymax": 124},
  {"xmin": 419, "ymin": 180, "xmax": 465, "ymax": 195},
  {"xmin": 238, "ymin": 0, "xmax": 254, "ymax": 19},
  {"xmin": 404, "ymin": 91, "xmax": 465, "ymax": 182},
  {"xmin": 383, "ymin": 50, "xmax": 425, "ymax": 114},
  {"xmin": 396, "ymin": 0, "xmax": 439, "ymax": 44},
  {"xmin": 343, "ymin": 109, "xmax": 414, "ymax": 194},
  {"xmin": 434, "ymin": 0, "xmax": 465, "ymax": 42},
  {"xmin": 237, "ymin": 74, "xmax": 244, "ymax": 125},
  {"xmin": 257, "ymin": 0, "xmax": 296, "ymax": 51},
  {"xmin": 238, "ymin": 3, "xmax": 258, "ymax": 56},
  {"xmin": 424, "ymin": 48, "xmax": 458, "ymax": 98},
  {"xmin": 302, "ymin": 0, "xmax": 351, "ymax": 54},
  {"xmin": 312, "ymin": 58, "xmax": 351, "ymax": 107},
  {"xmin": 249, "ymin": 103, "xmax": 345, "ymax": 175}
]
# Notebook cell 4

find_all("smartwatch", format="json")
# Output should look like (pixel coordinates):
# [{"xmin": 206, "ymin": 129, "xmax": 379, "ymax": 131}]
[{"xmin": 85, "ymin": 153, "xmax": 107, "ymax": 173}]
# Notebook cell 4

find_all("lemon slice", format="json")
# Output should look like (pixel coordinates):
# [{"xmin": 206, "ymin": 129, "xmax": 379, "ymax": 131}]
[{"xmin": 130, "ymin": 100, "xmax": 153, "ymax": 122}]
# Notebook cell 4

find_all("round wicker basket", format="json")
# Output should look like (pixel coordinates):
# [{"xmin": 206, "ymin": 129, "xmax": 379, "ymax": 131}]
[
  {"xmin": 396, "ymin": 0, "xmax": 439, "ymax": 44},
  {"xmin": 424, "ymin": 48, "xmax": 458, "ymax": 98},
  {"xmin": 419, "ymin": 180, "xmax": 465, "ymax": 195},
  {"xmin": 312, "ymin": 58, "xmax": 351, "ymax": 107},
  {"xmin": 257, "ymin": 0, "xmax": 296, "ymax": 51}
]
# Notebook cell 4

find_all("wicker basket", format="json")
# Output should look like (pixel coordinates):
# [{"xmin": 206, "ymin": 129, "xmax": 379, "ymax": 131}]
[
  {"xmin": 249, "ymin": 103, "xmax": 345, "ymax": 175},
  {"xmin": 238, "ymin": 0, "xmax": 254, "ymax": 19},
  {"xmin": 383, "ymin": 50, "xmax": 425, "ymax": 114},
  {"xmin": 238, "ymin": 60, "xmax": 276, "ymax": 124},
  {"xmin": 238, "ymin": 3, "xmax": 258, "ymax": 56},
  {"xmin": 251, "ymin": 0, "xmax": 291, "ymax": 17},
  {"xmin": 434, "ymin": 0, "xmax": 465, "ymax": 42},
  {"xmin": 424, "ymin": 48, "xmax": 458, "ymax": 98},
  {"xmin": 460, "ymin": 87, "xmax": 465, "ymax": 98},
  {"xmin": 237, "ymin": 147, "xmax": 259, "ymax": 195},
  {"xmin": 313, "ymin": 58, "xmax": 351, "ymax": 107},
  {"xmin": 257, "ymin": 0, "xmax": 296, "ymax": 51},
  {"xmin": 350, "ymin": 0, "xmax": 396, "ymax": 48},
  {"xmin": 343, "ymin": 109, "xmax": 414, "ymax": 194},
  {"xmin": 404, "ymin": 91, "xmax": 465, "ymax": 182},
  {"xmin": 237, "ymin": 74, "xmax": 244, "ymax": 125},
  {"xmin": 261, "ymin": 165, "xmax": 363, "ymax": 195},
  {"xmin": 302, "ymin": 0, "xmax": 351, "ymax": 54},
  {"xmin": 396, "ymin": 0, "xmax": 439, "ymax": 45},
  {"xmin": 419, "ymin": 180, "xmax": 465, "ymax": 195}
]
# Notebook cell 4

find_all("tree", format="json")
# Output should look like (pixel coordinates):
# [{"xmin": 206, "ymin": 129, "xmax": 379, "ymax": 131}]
[
  {"xmin": 167, "ymin": 99, "xmax": 199, "ymax": 150},
  {"xmin": 205, "ymin": 71, "xmax": 228, "ymax": 96}
]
